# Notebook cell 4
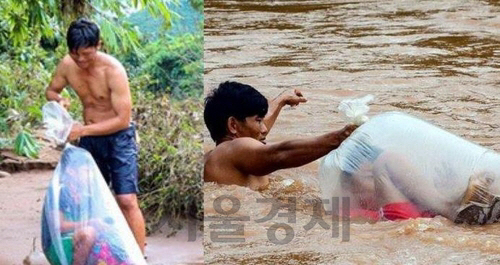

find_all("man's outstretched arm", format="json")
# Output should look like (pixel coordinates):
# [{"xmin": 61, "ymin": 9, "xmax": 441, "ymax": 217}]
[
  {"xmin": 230, "ymin": 124, "xmax": 357, "ymax": 177},
  {"xmin": 263, "ymin": 89, "xmax": 307, "ymax": 133}
]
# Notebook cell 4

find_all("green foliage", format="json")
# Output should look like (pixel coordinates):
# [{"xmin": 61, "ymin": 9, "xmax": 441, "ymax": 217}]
[
  {"xmin": 0, "ymin": 138, "xmax": 13, "ymax": 149},
  {"xmin": 0, "ymin": 0, "xmax": 175, "ymax": 54},
  {"xmin": 14, "ymin": 131, "xmax": 40, "ymax": 159},
  {"xmin": 0, "ymin": 43, "xmax": 55, "ymax": 135},
  {"xmin": 138, "ymin": 33, "xmax": 203, "ymax": 99},
  {"xmin": 133, "ymin": 94, "xmax": 203, "ymax": 232},
  {"xmin": 190, "ymin": 0, "xmax": 203, "ymax": 12},
  {"xmin": 128, "ymin": 0, "xmax": 203, "ymax": 40},
  {"xmin": 128, "ymin": 10, "xmax": 170, "ymax": 41}
]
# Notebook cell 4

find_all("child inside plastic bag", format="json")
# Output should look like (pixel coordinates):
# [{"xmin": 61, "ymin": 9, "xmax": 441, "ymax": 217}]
[
  {"xmin": 331, "ymin": 143, "xmax": 437, "ymax": 222},
  {"xmin": 319, "ymin": 111, "xmax": 500, "ymax": 225},
  {"xmin": 41, "ymin": 146, "xmax": 145, "ymax": 265}
]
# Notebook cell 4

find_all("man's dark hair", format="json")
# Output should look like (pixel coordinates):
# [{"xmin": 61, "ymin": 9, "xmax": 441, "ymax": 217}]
[
  {"xmin": 66, "ymin": 18, "xmax": 100, "ymax": 53},
  {"xmin": 204, "ymin": 81, "xmax": 268, "ymax": 143}
]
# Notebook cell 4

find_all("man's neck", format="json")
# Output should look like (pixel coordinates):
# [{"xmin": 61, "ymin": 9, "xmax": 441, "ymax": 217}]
[
  {"xmin": 216, "ymin": 135, "xmax": 237, "ymax": 146},
  {"xmin": 76, "ymin": 53, "xmax": 101, "ymax": 72}
]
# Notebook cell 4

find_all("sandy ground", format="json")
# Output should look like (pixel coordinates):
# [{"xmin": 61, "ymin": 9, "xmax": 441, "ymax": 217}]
[{"xmin": 0, "ymin": 170, "xmax": 203, "ymax": 265}]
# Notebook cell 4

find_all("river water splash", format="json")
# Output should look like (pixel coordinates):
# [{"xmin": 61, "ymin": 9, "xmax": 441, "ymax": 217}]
[{"xmin": 204, "ymin": 0, "xmax": 500, "ymax": 263}]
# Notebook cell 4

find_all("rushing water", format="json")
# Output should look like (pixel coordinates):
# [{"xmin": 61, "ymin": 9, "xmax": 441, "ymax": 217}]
[{"xmin": 204, "ymin": 0, "xmax": 500, "ymax": 264}]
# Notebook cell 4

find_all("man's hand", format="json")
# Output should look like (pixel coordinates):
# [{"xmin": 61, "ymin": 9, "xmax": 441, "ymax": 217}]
[
  {"xmin": 68, "ymin": 123, "xmax": 84, "ymax": 142},
  {"xmin": 280, "ymin": 89, "xmax": 307, "ymax": 107},
  {"xmin": 58, "ymin": 97, "xmax": 71, "ymax": 109},
  {"xmin": 264, "ymin": 89, "xmax": 308, "ymax": 133},
  {"xmin": 338, "ymin": 124, "xmax": 358, "ymax": 142}
]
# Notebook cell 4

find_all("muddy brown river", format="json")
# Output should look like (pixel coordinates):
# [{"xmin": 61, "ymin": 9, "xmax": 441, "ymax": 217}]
[{"xmin": 203, "ymin": 0, "xmax": 500, "ymax": 264}]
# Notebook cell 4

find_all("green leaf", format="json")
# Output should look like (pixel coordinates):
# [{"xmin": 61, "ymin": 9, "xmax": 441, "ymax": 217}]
[
  {"xmin": 100, "ymin": 19, "xmax": 118, "ymax": 51},
  {"xmin": 14, "ymin": 131, "xmax": 39, "ymax": 158}
]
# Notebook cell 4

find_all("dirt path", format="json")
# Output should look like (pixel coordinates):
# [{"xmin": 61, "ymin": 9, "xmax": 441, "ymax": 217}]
[{"xmin": 0, "ymin": 170, "xmax": 203, "ymax": 265}]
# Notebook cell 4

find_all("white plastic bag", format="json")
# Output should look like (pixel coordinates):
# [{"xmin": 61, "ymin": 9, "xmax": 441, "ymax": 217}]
[
  {"xmin": 42, "ymin": 102, "xmax": 73, "ymax": 145},
  {"xmin": 338, "ymin": 94, "xmax": 375, "ymax": 126},
  {"xmin": 319, "ymin": 111, "xmax": 500, "ymax": 224}
]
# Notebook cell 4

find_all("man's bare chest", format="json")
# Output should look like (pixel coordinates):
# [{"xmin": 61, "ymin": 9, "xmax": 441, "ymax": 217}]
[{"xmin": 66, "ymin": 71, "xmax": 110, "ymax": 102}]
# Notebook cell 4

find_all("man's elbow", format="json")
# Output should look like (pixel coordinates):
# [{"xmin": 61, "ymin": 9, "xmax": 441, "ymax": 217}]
[
  {"xmin": 118, "ymin": 118, "xmax": 130, "ymax": 130},
  {"xmin": 117, "ymin": 115, "xmax": 131, "ymax": 130}
]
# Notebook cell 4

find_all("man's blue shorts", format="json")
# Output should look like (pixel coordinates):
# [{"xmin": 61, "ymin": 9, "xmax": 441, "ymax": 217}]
[{"xmin": 78, "ymin": 124, "xmax": 139, "ymax": 195}]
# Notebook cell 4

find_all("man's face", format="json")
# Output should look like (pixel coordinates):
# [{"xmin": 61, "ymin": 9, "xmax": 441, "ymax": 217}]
[
  {"xmin": 69, "ymin": 46, "xmax": 98, "ymax": 69},
  {"xmin": 236, "ymin": 115, "xmax": 268, "ymax": 143}
]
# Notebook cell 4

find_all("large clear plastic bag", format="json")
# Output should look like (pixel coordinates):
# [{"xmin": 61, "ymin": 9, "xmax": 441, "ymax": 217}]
[
  {"xmin": 41, "ymin": 146, "xmax": 146, "ymax": 265},
  {"xmin": 41, "ymin": 102, "xmax": 146, "ymax": 264},
  {"xmin": 319, "ymin": 100, "xmax": 500, "ymax": 225}
]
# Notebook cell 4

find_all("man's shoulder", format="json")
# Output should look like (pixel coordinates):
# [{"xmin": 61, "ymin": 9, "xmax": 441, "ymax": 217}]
[
  {"xmin": 98, "ymin": 52, "xmax": 125, "ymax": 72},
  {"xmin": 209, "ymin": 138, "xmax": 263, "ymax": 158},
  {"xmin": 204, "ymin": 140, "xmax": 256, "ymax": 183},
  {"xmin": 223, "ymin": 137, "xmax": 263, "ymax": 148},
  {"xmin": 59, "ymin": 55, "xmax": 75, "ymax": 69}
]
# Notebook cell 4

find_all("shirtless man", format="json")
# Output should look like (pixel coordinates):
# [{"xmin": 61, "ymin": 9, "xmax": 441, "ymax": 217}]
[
  {"xmin": 204, "ymin": 81, "xmax": 357, "ymax": 190},
  {"xmin": 45, "ymin": 19, "xmax": 145, "ymax": 253}
]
